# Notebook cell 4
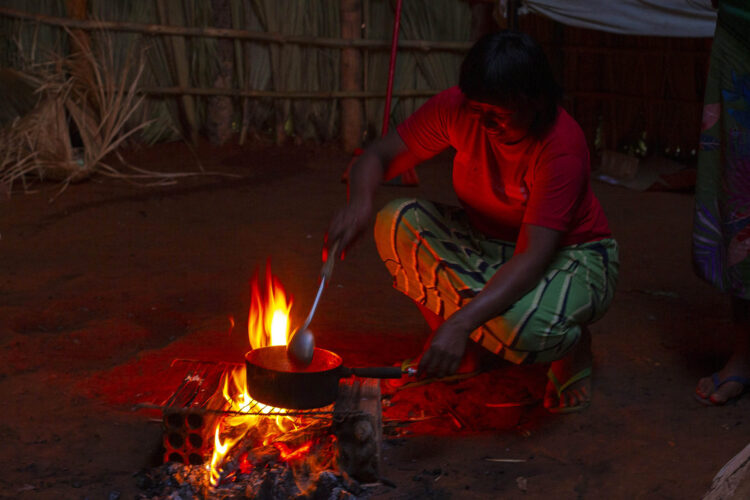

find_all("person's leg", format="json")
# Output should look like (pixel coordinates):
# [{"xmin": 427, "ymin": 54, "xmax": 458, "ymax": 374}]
[
  {"xmin": 374, "ymin": 198, "xmax": 620, "ymax": 409},
  {"xmin": 374, "ymin": 198, "xmax": 510, "ymax": 373},
  {"xmin": 478, "ymin": 239, "xmax": 618, "ymax": 411},
  {"xmin": 695, "ymin": 297, "xmax": 750, "ymax": 404},
  {"xmin": 691, "ymin": 21, "xmax": 750, "ymax": 404},
  {"xmin": 544, "ymin": 325, "xmax": 592, "ymax": 410}
]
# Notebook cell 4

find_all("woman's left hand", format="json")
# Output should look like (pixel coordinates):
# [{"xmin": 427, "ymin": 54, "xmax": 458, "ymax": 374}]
[{"xmin": 417, "ymin": 319, "xmax": 471, "ymax": 378}]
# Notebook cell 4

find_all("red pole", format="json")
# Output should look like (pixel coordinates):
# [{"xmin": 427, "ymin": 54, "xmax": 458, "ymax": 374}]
[{"xmin": 381, "ymin": 0, "xmax": 418, "ymax": 185}]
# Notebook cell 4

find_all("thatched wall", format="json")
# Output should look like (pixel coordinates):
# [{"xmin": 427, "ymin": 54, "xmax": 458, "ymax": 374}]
[
  {"xmin": 0, "ymin": 1, "xmax": 708, "ymax": 165},
  {"xmin": 0, "ymin": 0, "xmax": 471, "ymax": 149}
]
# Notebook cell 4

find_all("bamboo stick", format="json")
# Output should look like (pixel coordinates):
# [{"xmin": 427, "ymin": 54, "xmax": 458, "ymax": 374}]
[
  {"xmin": 0, "ymin": 6, "xmax": 472, "ymax": 53},
  {"xmin": 134, "ymin": 86, "xmax": 440, "ymax": 99}
]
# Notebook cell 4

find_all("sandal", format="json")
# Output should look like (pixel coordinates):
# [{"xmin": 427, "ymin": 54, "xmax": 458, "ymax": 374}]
[
  {"xmin": 546, "ymin": 366, "xmax": 592, "ymax": 414},
  {"xmin": 694, "ymin": 372, "xmax": 750, "ymax": 406}
]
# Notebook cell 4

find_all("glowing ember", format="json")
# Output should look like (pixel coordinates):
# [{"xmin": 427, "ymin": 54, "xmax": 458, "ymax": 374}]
[
  {"xmin": 274, "ymin": 441, "xmax": 313, "ymax": 462},
  {"xmin": 207, "ymin": 262, "xmax": 312, "ymax": 487}
]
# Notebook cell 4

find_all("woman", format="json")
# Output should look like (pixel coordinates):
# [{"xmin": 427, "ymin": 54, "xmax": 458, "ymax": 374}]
[
  {"xmin": 326, "ymin": 30, "xmax": 619, "ymax": 413},
  {"xmin": 693, "ymin": 0, "xmax": 750, "ymax": 406}
]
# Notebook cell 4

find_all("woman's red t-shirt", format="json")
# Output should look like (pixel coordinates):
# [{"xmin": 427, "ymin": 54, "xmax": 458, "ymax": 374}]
[{"xmin": 392, "ymin": 86, "xmax": 611, "ymax": 246}]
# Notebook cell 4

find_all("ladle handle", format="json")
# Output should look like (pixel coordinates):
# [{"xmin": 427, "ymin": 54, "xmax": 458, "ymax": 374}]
[
  {"xmin": 322, "ymin": 239, "xmax": 340, "ymax": 281},
  {"xmin": 299, "ymin": 276, "xmax": 325, "ymax": 333},
  {"xmin": 348, "ymin": 366, "xmax": 405, "ymax": 379},
  {"xmin": 296, "ymin": 239, "xmax": 341, "ymax": 335}
]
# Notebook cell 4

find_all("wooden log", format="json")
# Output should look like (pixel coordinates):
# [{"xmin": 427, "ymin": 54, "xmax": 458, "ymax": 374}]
[
  {"xmin": 332, "ymin": 378, "xmax": 382, "ymax": 483},
  {"xmin": 704, "ymin": 442, "xmax": 750, "ymax": 500},
  {"xmin": 340, "ymin": 0, "xmax": 363, "ymax": 153},
  {"xmin": 213, "ymin": 419, "xmax": 333, "ymax": 483}
]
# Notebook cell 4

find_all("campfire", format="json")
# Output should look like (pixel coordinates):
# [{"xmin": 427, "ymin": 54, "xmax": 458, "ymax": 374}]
[{"xmin": 138, "ymin": 263, "xmax": 382, "ymax": 499}]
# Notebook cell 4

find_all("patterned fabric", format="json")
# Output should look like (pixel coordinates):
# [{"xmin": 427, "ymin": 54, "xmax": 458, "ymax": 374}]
[
  {"xmin": 693, "ymin": 22, "xmax": 750, "ymax": 299},
  {"xmin": 374, "ymin": 198, "xmax": 619, "ymax": 364}
]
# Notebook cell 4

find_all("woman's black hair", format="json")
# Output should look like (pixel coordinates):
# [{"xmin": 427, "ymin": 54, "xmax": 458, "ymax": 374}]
[{"xmin": 459, "ymin": 30, "xmax": 563, "ymax": 137}]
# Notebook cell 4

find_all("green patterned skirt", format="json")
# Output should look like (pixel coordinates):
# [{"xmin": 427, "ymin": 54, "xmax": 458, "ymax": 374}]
[
  {"xmin": 693, "ymin": 23, "xmax": 750, "ymax": 299},
  {"xmin": 374, "ymin": 198, "xmax": 619, "ymax": 364}
]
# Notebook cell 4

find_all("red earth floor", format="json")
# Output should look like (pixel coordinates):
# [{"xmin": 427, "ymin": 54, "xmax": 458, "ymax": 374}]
[{"xmin": 1, "ymin": 139, "xmax": 748, "ymax": 499}]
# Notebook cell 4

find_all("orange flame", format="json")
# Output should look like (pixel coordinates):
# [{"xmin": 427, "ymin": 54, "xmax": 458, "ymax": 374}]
[
  {"xmin": 208, "ymin": 262, "xmax": 310, "ymax": 487},
  {"xmin": 248, "ymin": 261, "xmax": 293, "ymax": 348}
]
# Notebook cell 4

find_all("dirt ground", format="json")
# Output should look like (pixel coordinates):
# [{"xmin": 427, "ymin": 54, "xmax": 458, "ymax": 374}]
[{"xmin": 1, "ymin": 139, "xmax": 749, "ymax": 500}]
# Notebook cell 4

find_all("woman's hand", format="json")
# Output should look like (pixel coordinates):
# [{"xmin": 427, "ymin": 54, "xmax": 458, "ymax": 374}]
[
  {"xmin": 324, "ymin": 131, "xmax": 410, "ymax": 260},
  {"xmin": 325, "ymin": 197, "xmax": 373, "ymax": 260},
  {"xmin": 417, "ymin": 224, "xmax": 563, "ymax": 378},
  {"xmin": 417, "ymin": 316, "xmax": 472, "ymax": 378}
]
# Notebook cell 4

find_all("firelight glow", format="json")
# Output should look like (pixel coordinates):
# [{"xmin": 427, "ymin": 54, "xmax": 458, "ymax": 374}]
[
  {"xmin": 270, "ymin": 309, "xmax": 289, "ymax": 346},
  {"xmin": 208, "ymin": 359, "xmax": 299, "ymax": 486},
  {"xmin": 208, "ymin": 263, "xmax": 309, "ymax": 487}
]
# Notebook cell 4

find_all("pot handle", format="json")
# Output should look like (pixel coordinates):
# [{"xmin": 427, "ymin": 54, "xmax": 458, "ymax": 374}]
[{"xmin": 346, "ymin": 366, "xmax": 405, "ymax": 379}]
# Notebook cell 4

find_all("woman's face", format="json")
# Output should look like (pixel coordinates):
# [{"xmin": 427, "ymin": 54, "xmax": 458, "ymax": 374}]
[{"xmin": 465, "ymin": 99, "xmax": 536, "ymax": 144}]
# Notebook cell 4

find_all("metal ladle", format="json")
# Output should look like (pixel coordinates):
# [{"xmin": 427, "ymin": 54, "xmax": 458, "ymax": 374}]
[{"xmin": 286, "ymin": 240, "xmax": 339, "ymax": 366}]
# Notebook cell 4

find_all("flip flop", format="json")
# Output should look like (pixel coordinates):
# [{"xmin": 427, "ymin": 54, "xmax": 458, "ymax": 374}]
[
  {"xmin": 694, "ymin": 372, "xmax": 750, "ymax": 406},
  {"xmin": 546, "ymin": 366, "xmax": 592, "ymax": 414}
]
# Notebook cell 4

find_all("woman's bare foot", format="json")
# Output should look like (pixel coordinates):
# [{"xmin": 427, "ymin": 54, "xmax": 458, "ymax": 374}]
[
  {"xmin": 544, "ymin": 326, "xmax": 592, "ymax": 412},
  {"xmin": 696, "ymin": 298, "xmax": 750, "ymax": 405},
  {"xmin": 695, "ymin": 355, "xmax": 750, "ymax": 405}
]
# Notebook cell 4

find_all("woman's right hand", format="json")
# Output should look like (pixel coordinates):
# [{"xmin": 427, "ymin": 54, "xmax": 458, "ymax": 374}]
[
  {"xmin": 325, "ymin": 196, "xmax": 373, "ymax": 261},
  {"xmin": 324, "ymin": 130, "xmax": 410, "ymax": 262}
]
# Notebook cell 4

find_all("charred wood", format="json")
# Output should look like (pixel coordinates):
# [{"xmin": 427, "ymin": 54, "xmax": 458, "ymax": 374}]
[{"xmin": 332, "ymin": 378, "xmax": 383, "ymax": 483}]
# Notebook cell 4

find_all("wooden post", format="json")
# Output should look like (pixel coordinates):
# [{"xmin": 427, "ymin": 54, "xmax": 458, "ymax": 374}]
[
  {"xmin": 507, "ymin": 0, "xmax": 520, "ymax": 31},
  {"xmin": 156, "ymin": 0, "xmax": 199, "ymax": 144},
  {"xmin": 206, "ymin": 0, "xmax": 235, "ymax": 146},
  {"xmin": 469, "ymin": 0, "xmax": 500, "ymax": 41},
  {"xmin": 65, "ymin": 0, "xmax": 89, "ymax": 53},
  {"xmin": 65, "ymin": 0, "xmax": 94, "ymax": 90},
  {"xmin": 340, "ymin": 0, "xmax": 363, "ymax": 153}
]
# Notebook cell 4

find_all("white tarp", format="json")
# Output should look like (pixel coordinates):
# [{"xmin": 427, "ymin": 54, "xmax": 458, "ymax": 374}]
[{"xmin": 516, "ymin": 0, "xmax": 717, "ymax": 37}]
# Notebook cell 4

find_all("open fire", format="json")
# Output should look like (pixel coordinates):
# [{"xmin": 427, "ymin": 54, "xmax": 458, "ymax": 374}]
[
  {"xmin": 207, "ymin": 262, "xmax": 328, "ymax": 486},
  {"xmin": 138, "ymin": 263, "xmax": 382, "ymax": 499}
]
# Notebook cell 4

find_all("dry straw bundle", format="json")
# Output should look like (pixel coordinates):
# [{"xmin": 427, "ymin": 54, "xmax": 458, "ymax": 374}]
[{"xmin": 0, "ymin": 29, "xmax": 202, "ymax": 198}]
